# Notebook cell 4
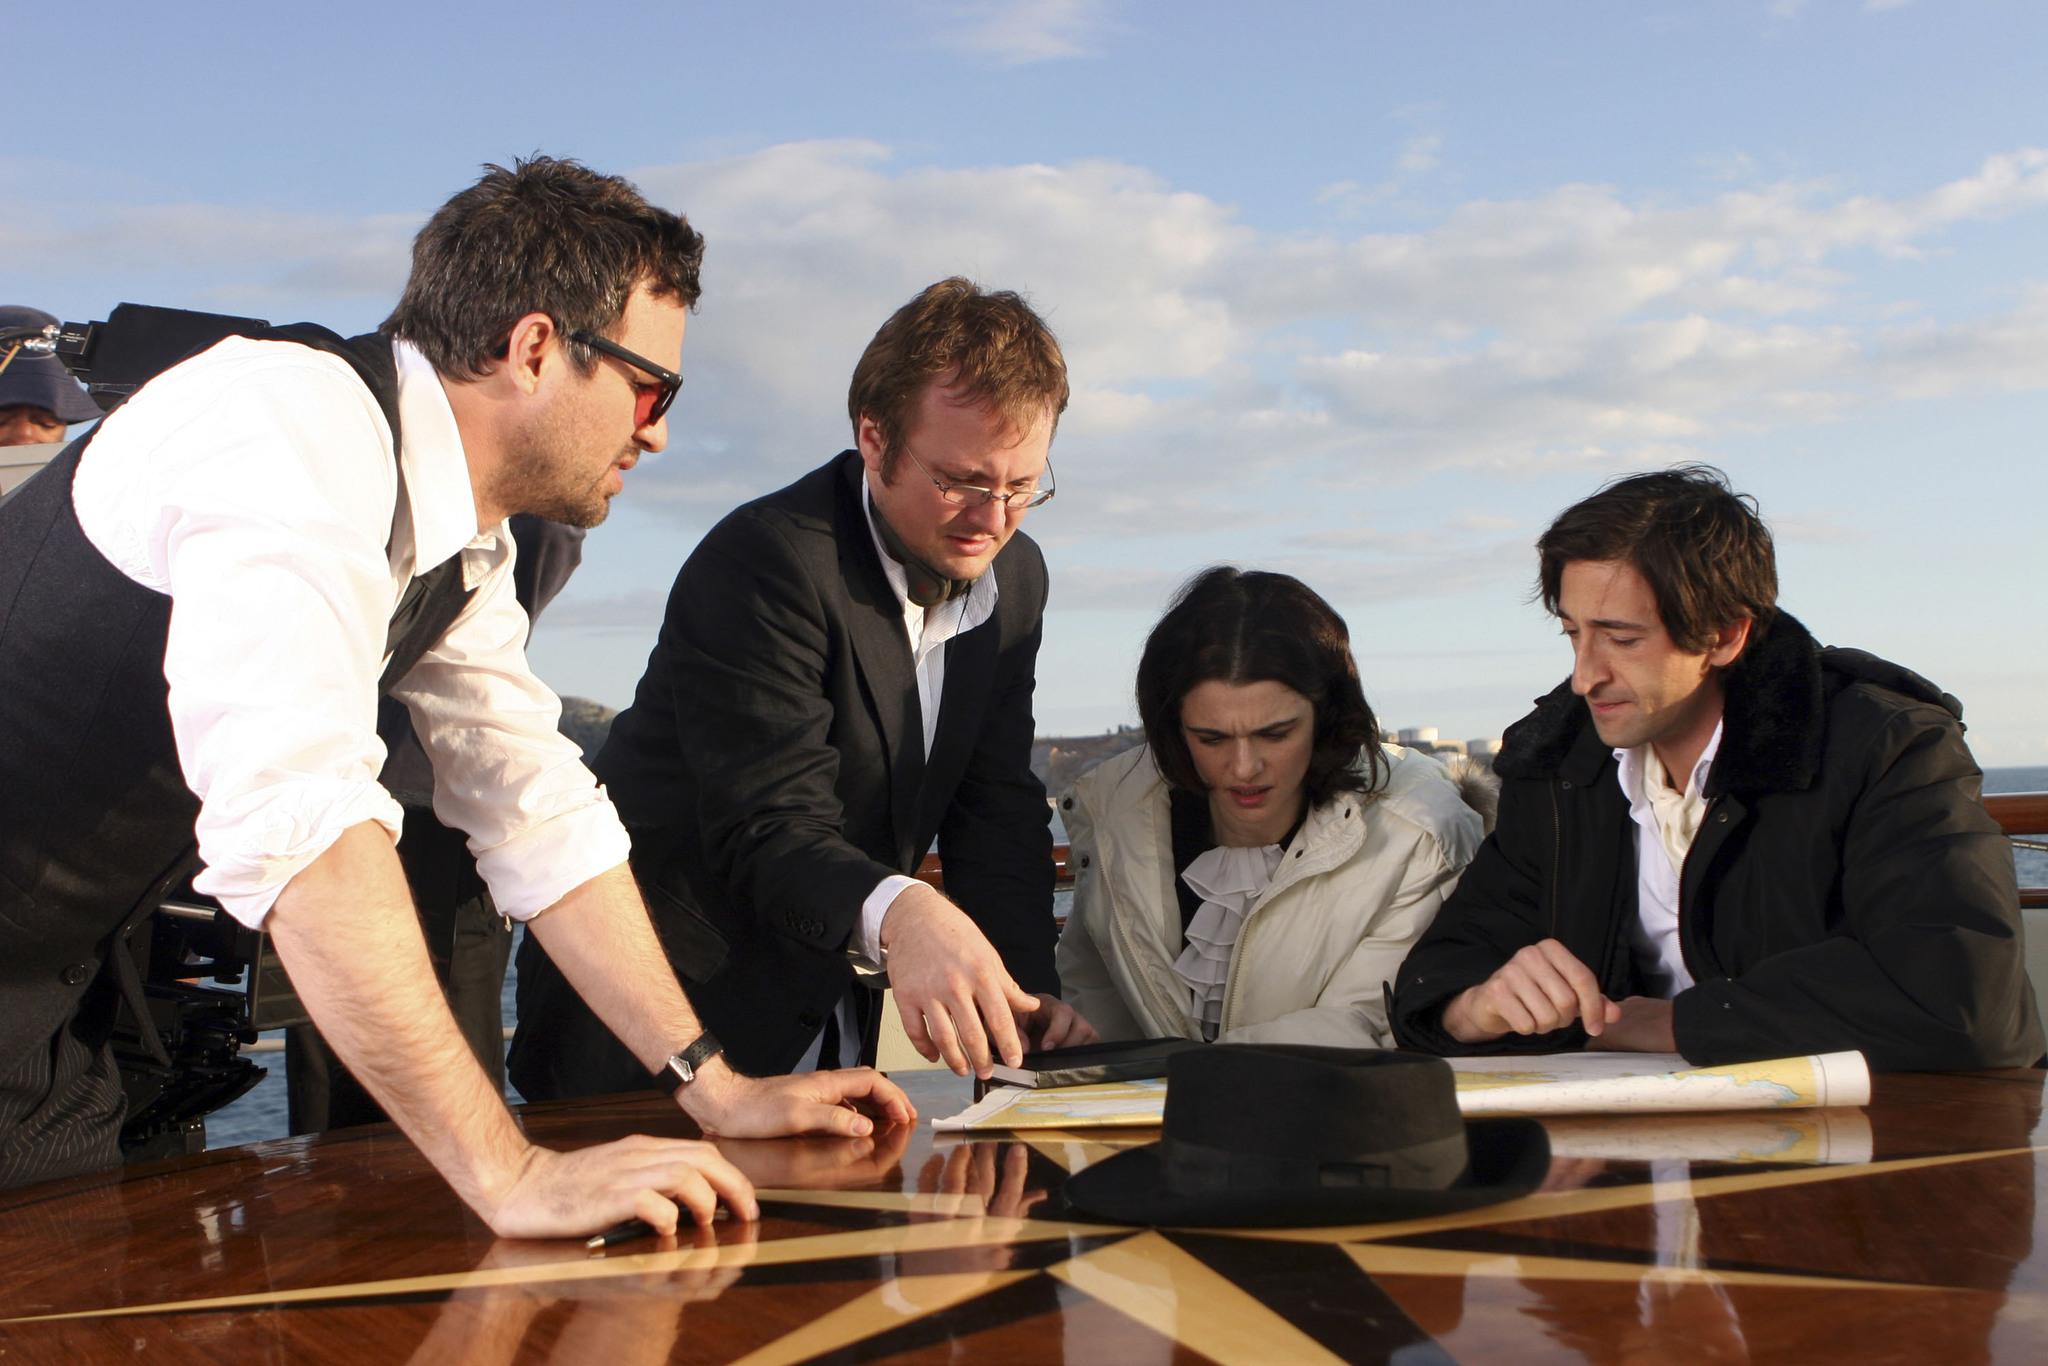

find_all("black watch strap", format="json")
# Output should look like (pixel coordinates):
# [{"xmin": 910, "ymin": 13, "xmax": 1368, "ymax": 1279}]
[{"xmin": 663, "ymin": 1031, "xmax": 723, "ymax": 1096}]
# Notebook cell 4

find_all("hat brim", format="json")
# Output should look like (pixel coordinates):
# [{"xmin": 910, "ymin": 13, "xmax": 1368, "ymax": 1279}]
[
  {"xmin": 1060, "ymin": 1118, "xmax": 1550, "ymax": 1228},
  {"xmin": 0, "ymin": 359, "xmax": 104, "ymax": 425}
]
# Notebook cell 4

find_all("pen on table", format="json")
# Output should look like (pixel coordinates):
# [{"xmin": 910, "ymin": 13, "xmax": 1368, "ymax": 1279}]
[
  {"xmin": 586, "ymin": 1218, "xmax": 656, "ymax": 1253},
  {"xmin": 586, "ymin": 1204, "xmax": 729, "ymax": 1254}
]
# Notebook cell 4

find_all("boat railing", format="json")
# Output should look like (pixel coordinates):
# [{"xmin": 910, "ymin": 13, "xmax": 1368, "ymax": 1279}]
[
  {"xmin": 1990, "ymin": 793, "xmax": 2048, "ymax": 910},
  {"xmin": 901, "ymin": 798, "xmax": 2047, "ymax": 906}
]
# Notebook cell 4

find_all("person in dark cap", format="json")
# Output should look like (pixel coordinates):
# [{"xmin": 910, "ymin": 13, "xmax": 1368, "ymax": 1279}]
[{"xmin": 0, "ymin": 306, "xmax": 103, "ymax": 447}]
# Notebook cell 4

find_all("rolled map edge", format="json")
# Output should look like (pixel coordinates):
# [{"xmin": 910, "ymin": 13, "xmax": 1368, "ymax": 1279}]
[{"xmin": 1454, "ymin": 1049, "xmax": 1871, "ymax": 1116}]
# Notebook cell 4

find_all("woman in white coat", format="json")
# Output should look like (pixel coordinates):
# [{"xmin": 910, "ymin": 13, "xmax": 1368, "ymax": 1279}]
[{"xmin": 1056, "ymin": 568, "xmax": 1488, "ymax": 1048}]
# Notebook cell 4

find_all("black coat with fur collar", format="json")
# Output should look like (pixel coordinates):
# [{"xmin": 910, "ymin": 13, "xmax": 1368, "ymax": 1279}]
[{"xmin": 1391, "ymin": 613, "xmax": 2042, "ymax": 1071}]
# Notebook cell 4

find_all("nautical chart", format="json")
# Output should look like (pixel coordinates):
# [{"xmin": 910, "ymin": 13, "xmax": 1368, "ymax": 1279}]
[
  {"xmin": 934, "ymin": 1079, "xmax": 1169, "ymax": 1131},
  {"xmin": 1446, "ymin": 1050, "xmax": 1871, "ymax": 1114},
  {"xmin": 935, "ymin": 1052, "xmax": 1871, "ymax": 1130}
]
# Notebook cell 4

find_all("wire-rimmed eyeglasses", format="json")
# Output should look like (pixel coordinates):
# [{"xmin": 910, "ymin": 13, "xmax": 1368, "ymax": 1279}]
[
  {"xmin": 900, "ymin": 444, "xmax": 1055, "ymax": 510},
  {"xmin": 567, "ymin": 329, "xmax": 683, "ymax": 427}
]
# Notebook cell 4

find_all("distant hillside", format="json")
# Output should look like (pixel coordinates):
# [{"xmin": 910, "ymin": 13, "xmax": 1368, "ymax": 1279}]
[{"xmin": 558, "ymin": 696, "xmax": 618, "ymax": 764}]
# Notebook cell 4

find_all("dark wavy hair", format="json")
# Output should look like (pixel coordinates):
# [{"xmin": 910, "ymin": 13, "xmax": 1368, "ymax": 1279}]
[
  {"xmin": 1136, "ymin": 568, "xmax": 1386, "ymax": 806},
  {"xmin": 1537, "ymin": 464, "xmax": 1777, "ymax": 654},
  {"xmin": 383, "ymin": 156, "xmax": 705, "ymax": 380}
]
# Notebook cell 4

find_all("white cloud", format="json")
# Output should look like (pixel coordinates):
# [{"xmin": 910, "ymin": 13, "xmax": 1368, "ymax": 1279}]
[
  {"xmin": 628, "ymin": 140, "xmax": 2048, "ymax": 520},
  {"xmin": 10, "ymin": 139, "xmax": 2047, "ymax": 566},
  {"xmin": 919, "ymin": 0, "xmax": 1124, "ymax": 65}
]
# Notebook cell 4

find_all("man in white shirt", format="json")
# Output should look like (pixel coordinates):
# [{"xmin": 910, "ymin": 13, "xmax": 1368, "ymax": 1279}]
[
  {"xmin": 511, "ymin": 278, "xmax": 1093, "ymax": 1099},
  {"xmin": 1391, "ymin": 467, "xmax": 2040, "ymax": 1071},
  {"xmin": 0, "ymin": 158, "xmax": 909, "ymax": 1232}
]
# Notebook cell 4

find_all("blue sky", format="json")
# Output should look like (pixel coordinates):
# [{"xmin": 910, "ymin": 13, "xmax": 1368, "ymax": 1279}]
[{"xmin": 9, "ymin": 0, "xmax": 2045, "ymax": 761}]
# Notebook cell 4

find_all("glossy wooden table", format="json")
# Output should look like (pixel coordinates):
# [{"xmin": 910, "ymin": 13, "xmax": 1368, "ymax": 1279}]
[{"xmin": 0, "ymin": 1067, "xmax": 2042, "ymax": 1365}]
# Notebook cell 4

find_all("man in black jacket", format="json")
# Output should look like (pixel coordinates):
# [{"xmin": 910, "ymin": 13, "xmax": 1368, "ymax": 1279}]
[
  {"xmin": 513, "ymin": 279, "xmax": 1093, "ymax": 1092},
  {"xmin": 1392, "ymin": 466, "xmax": 2040, "ymax": 1071}
]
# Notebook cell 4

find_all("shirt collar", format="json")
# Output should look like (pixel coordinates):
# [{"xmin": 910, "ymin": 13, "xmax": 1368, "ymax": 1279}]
[
  {"xmin": 1615, "ymin": 718, "xmax": 1725, "ymax": 811},
  {"xmin": 393, "ymin": 339, "xmax": 498, "ymax": 577},
  {"xmin": 859, "ymin": 477, "xmax": 999, "ymax": 635}
]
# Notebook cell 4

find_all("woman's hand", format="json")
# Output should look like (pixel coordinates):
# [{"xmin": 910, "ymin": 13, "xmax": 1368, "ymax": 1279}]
[{"xmin": 1015, "ymin": 993, "xmax": 1097, "ymax": 1052}]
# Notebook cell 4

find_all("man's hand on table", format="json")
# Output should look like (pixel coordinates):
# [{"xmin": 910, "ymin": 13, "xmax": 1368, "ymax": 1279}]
[
  {"xmin": 1441, "ymin": 938, "xmax": 1623, "ymax": 1044},
  {"xmin": 880, "ymin": 882, "xmax": 1048, "ymax": 1078},
  {"xmin": 712, "ymin": 1120, "xmax": 914, "ymax": 1191},
  {"xmin": 483, "ymin": 1065, "xmax": 915, "ymax": 1241},
  {"xmin": 478, "ymin": 1134, "xmax": 757, "ymax": 1240},
  {"xmin": 680, "ymin": 1060, "xmax": 917, "ymax": 1138}
]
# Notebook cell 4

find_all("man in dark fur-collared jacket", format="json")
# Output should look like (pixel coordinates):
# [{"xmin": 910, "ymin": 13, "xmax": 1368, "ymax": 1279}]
[{"xmin": 1392, "ymin": 466, "xmax": 2040, "ymax": 1072}]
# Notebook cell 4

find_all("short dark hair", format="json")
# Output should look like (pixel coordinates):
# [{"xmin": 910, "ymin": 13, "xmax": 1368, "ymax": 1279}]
[
  {"xmin": 1536, "ymin": 464, "xmax": 1778, "ymax": 654},
  {"xmin": 1136, "ymin": 567, "xmax": 1386, "ymax": 807},
  {"xmin": 848, "ymin": 277, "xmax": 1068, "ymax": 475},
  {"xmin": 382, "ymin": 156, "xmax": 705, "ymax": 380}
]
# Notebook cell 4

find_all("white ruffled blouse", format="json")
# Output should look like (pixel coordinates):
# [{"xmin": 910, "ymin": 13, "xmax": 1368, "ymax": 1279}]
[{"xmin": 1170, "ymin": 842, "xmax": 1287, "ymax": 1039}]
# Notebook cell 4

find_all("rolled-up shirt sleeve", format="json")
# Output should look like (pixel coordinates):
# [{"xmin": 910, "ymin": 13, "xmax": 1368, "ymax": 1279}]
[
  {"xmin": 77, "ymin": 337, "xmax": 627, "ymax": 928},
  {"xmin": 390, "ymin": 550, "xmax": 630, "ymax": 920},
  {"xmin": 114, "ymin": 347, "xmax": 413, "ymax": 927}
]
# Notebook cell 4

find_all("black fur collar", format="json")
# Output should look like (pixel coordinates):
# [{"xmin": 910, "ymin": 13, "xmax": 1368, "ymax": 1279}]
[{"xmin": 1490, "ymin": 613, "xmax": 1950, "ymax": 797}]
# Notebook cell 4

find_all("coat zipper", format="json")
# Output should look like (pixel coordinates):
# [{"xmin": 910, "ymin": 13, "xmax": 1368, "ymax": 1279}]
[
  {"xmin": 1548, "ymin": 779, "xmax": 1563, "ymax": 939},
  {"xmin": 1216, "ymin": 806, "xmax": 1346, "ymax": 1034},
  {"xmin": 1675, "ymin": 796, "xmax": 1716, "ymax": 985},
  {"xmin": 1101, "ymin": 828, "xmax": 1195, "ymax": 1036}
]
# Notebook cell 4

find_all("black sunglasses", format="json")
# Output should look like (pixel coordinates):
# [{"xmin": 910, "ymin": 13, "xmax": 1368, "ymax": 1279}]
[{"xmin": 567, "ymin": 329, "xmax": 683, "ymax": 426}]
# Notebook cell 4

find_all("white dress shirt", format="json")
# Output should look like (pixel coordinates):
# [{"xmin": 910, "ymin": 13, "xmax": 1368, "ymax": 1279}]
[
  {"xmin": 71, "ymin": 336, "xmax": 629, "ymax": 928},
  {"xmin": 1613, "ymin": 721, "xmax": 1723, "ymax": 998},
  {"xmin": 845, "ymin": 479, "xmax": 999, "ymax": 963}
]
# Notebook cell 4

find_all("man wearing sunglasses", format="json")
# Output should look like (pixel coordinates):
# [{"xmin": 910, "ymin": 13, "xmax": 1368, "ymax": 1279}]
[
  {"xmin": 0, "ymin": 158, "xmax": 909, "ymax": 1233},
  {"xmin": 513, "ymin": 278, "xmax": 1093, "ymax": 1100}
]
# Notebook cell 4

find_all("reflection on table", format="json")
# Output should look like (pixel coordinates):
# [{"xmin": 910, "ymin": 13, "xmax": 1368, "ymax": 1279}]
[{"xmin": 0, "ymin": 1068, "xmax": 2040, "ymax": 1363}]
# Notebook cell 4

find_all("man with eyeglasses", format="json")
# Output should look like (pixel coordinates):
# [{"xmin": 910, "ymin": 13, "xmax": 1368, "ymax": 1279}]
[
  {"xmin": 0, "ymin": 158, "xmax": 909, "ymax": 1231},
  {"xmin": 512, "ymin": 277, "xmax": 1095, "ymax": 1098}
]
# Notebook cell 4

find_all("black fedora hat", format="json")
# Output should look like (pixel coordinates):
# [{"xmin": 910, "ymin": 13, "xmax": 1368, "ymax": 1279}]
[
  {"xmin": 0, "ymin": 306, "xmax": 104, "ymax": 426},
  {"xmin": 1062, "ymin": 1045, "xmax": 1549, "ymax": 1228}
]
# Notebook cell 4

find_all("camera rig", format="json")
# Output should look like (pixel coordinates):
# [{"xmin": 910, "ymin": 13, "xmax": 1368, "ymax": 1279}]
[
  {"xmin": 1, "ymin": 302, "xmax": 272, "ymax": 411},
  {"xmin": 9, "ymin": 302, "xmax": 317, "ymax": 1161}
]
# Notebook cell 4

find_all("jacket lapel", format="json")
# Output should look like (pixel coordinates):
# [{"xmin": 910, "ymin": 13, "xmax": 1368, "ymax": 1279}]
[
  {"xmin": 833, "ymin": 458, "xmax": 923, "ymax": 854},
  {"xmin": 913, "ymin": 619, "xmax": 995, "ymax": 839}
]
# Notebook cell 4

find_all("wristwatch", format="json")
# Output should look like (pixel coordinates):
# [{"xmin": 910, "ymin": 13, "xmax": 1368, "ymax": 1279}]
[{"xmin": 662, "ymin": 1031, "xmax": 723, "ymax": 1096}]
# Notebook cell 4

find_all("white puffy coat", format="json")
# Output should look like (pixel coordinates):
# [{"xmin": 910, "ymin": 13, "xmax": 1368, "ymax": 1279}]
[{"xmin": 1055, "ymin": 743, "xmax": 1484, "ymax": 1048}]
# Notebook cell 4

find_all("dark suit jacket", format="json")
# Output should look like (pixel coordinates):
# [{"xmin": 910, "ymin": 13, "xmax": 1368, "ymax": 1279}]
[{"xmin": 510, "ymin": 452, "xmax": 1056, "ymax": 1090}]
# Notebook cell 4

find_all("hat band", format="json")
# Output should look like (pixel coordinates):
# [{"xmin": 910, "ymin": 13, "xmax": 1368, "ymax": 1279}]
[{"xmin": 1159, "ymin": 1130, "xmax": 1470, "ymax": 1195}]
